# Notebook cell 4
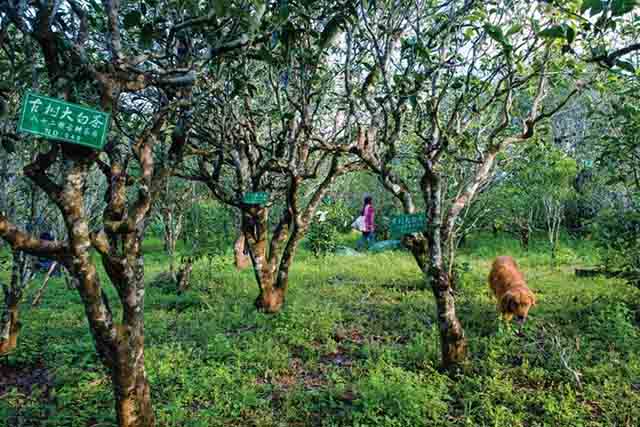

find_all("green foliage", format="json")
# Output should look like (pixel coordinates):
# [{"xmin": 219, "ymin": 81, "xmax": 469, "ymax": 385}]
[
  {"xmin": 307, "ymin": 199, "xmax": 353, "ymax": 257},
  {"xmin": 538, "ymin": 24, "xmax": 576, "ymax": 44},
  {"xmin": 591, "ymin": 208, "xmax": 640, "ymax": 284},
  {"xmin": 307, "ymin": 220, "xmax": 338, "ymax": 257},
  {"xmin": 615, "ymin": 59, "xmax": 636, "ymax": 73},
  {"xmin": 0, "ymin": 249, "xmax": 10, "ymax": 274},
  {"xmin": 182, "ymin": 201, "xmax": 235, "ymax": 258},
  {"xmin": 611, "ymin": 0, "xmax": 639, "ymax": 16},
  {"xmin": 323, "ymin": 198, "xmax": 355, "ymax": 234},
  {"xmin": 582, "ymin": 0, "xmax": 607, "ymax": 14},
  {"xmin": 477, "ymin": 143, "xmax": 577, "ymax": 233},
  {"xmin": 582, "ymin": 0, "xmax": 639, "ymax": 16},
  {"xmin": 590, "ymin": 77, "xmax": 640, "ymax": 190},
  {"xmin": 307, "ymin": 215, "xmax": 339, "ymax": 258},
  {"xmin": 584, "ymin": 75, "xmax": 640, "ymax": 284},
  {"xmin": 351, "ymin": 361, "xmax": 449, "ymax": 426},
  {"xmin": 483, "ymin": 23, "xmax": 512, "ymax": 55},
  {"xmin": 3, "ymin": 1, "xmax": 640, "ymax": 425},
  {"xmin": 552, "ymin": 246, "xmax": 580, "ymax": 265},
  {"xmin": 584, "ymin": 300, "xmax": 638, "ymax": 353}
]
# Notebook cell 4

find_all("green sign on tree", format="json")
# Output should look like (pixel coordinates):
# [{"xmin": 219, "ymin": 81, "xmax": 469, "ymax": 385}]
[
  {"xmin": 17, "ymin": 91, "xmax": 110, "ymax": 150},
  {"xmin": 390, "ymin": 213, "xmax": 426, "ymax": 236},
  {"xmin": 243, "ymin": 192, "xmax": 269, "ymax": 205}
]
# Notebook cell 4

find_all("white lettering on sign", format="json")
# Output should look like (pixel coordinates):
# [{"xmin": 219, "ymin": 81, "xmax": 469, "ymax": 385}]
[
  {"xmin": 60, "ymin": 107, "xmax": 74, "ymax": 122},
  {"xmin": 28, "ymin": 98, "xmax": 43, "ymax": 113},
  {"xmin": 44, "ymin": 104, "xmax": 60, "ymax": 118},
  {"xmin": 90, "ymin": 115, "xmax": 103, "ymax": 129},
  {"xmin": 77, "ymin": 112, "xmax": 89, "ymax": 125}
]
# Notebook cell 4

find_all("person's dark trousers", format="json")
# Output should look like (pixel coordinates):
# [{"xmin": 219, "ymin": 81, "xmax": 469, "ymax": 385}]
[{"xmin": 357, "ymin": 231, "xmax": 375, "ymax": 250}]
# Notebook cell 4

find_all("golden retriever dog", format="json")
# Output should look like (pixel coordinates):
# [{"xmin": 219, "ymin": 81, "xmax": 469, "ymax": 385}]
[{"xmin": 488, "ymin": 256, "xmax": 536, "ymax": 324}]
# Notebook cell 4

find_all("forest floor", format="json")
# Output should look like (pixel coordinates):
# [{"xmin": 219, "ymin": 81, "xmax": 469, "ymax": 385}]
[{"xmin": 1, "ymin": 232, "xmax": 639, "ymax": 426}]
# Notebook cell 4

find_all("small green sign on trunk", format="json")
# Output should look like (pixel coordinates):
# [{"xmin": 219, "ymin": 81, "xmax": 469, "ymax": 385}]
[
  {"xmin": 390, "ymin": 213, "xmax": 426, "ymax": 236},
  {"xmin": 17, "ymin": 91, "xmax": 110, "ymax": 150},
  {"xmin": 243, "ymin": 192, "xmax": 269, "ymax": 206}
]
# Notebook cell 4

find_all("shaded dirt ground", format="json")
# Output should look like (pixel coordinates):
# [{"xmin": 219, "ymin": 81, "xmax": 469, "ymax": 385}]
[{"xmin": 0, "ymin": 359, "xmax": 53, "ymax": 397}]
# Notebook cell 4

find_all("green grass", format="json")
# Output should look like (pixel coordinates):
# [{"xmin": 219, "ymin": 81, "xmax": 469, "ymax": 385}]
[{"xmin": 1, "ymin": 232, "xmax": 639, "ymax": 426}]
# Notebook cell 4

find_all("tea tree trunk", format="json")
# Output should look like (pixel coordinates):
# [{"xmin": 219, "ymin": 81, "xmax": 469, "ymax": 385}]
[
  {"xmin": 0, "ymin": 300, "xmax": 19, "ymax": 355},
  {"xmin": 65, "ymin": 159, "xmax": 155, "ymax": 427},
  {"xmin": 233, "ymin": 233, "xmax": 251, "ymax": 270},
  {"xmin": 241, "ymin": 194, "xmax": 314, "ymax": 314},
  {"xmin": 176, "ymin": 257, "xmax": 194, "ymax": 294},
  {"xmin": 243, "ymin": 208, "xmax": 290, "ymax": 313},
  {"xmin": 0, "ymin": 251, "xmax": 34, "ymax": 355},
  {"xmin": 111, "ymin": 277, "xmax": 154, "ymax": 427},
  {"xmin": 162, "ymin": 208, "xmax": 182, "ymax": 279},
  {"xmin": 423, "ymin": 172, "xmax": 467, "ymax": 368}
]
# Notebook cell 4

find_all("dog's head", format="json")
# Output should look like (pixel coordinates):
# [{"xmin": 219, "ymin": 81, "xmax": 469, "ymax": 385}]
[{"xmin": 500, "ymin": 287, "xmax": 536, "ymax": 324}]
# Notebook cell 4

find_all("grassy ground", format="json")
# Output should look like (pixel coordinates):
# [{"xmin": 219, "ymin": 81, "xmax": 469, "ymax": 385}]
[{"xmin": 1, "ymin": 232, "xmax": 639, "ymax": 426}]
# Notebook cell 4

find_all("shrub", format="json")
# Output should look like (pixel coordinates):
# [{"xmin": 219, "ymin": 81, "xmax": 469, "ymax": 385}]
[
  {"xmin": 323, "ymin": 198, "xmax": 355, "ymax": 234},
  {"xmin": 591, "ymin": 208, "xmax": 640, "ymax": 286},
  {"xmin": 183, "ymin": 201, "xmax": 236, "ymax": 258},
  {"xmin": 554, "ymin": 246, "xmax": 579, "ymax": 266},
  {"xmin": 307, "ymin": 199, "xmax": 351, "ymax": 256},
  {"xmin": 307, "ymin": 213, "xmax": 339, "ymax": 257},
  {"xmin": 584, "ymin": 301, "xmax": 638, "ymax": 353}
]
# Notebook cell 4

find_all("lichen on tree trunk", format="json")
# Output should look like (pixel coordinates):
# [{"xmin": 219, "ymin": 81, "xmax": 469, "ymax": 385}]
[
  {"xmin": 423, "ymin": 170, "xmax": 468, "ymax": 368},
  {"xmin": 111, "ymin": 280, "xmax": 155, "ymax": 427},
  {"xmin": 114, "ymin": 375, "xmax": 154, "ymax": 427},
  {"xmin": 60, "ymin": 157, "xmax": 156, "ymax": 427},
  {"xmin": 429, "ymin": 267, "xmax": 467, "ymax": 368},
  {"xmin": 241, "ymin": 194, "xmax": 313, "ymax": 315}
]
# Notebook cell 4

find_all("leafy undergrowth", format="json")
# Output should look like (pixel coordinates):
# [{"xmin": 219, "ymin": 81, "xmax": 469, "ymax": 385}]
[{"xmin": 1, "ymin": 233, "xmax": 639, "ymax": 426}]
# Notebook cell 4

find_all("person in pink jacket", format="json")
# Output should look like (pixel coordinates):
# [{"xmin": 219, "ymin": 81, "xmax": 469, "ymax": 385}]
[{"xmin": 357, "ymin": 196, "xmax": 375, "ymax": 250}]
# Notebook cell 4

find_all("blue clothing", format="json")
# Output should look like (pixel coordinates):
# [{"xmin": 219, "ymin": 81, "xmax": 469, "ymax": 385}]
[{"xmin": 357, "ymin": 231, "xmax": 375, "ymax": 251}]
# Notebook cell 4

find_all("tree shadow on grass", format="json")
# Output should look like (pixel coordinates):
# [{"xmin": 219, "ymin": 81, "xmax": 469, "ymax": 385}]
[{"xmin": 0, "ymin": 358, "xmax": 56, "ymax": 426}]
